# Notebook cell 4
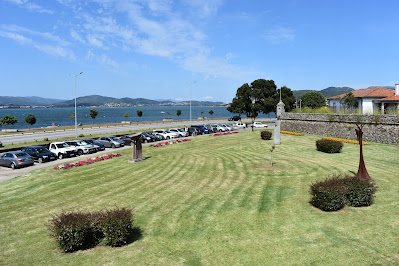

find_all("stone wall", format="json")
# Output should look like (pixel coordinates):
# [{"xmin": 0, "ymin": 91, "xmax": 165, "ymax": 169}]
[{"xmin": 280, "ymin": 113, "xmax": 399, "ymax": 145}]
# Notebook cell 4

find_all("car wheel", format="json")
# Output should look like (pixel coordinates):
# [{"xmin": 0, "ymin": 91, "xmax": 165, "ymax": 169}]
[
  {"xmin": 111, "ymin": 144, "xmax": 116, "ymax": 149},
  {"xmin": 58, "ymin": 153, "xmax": 64, "ymax": 160},
  {"xmin": 38, "ymin": 157, "xmax": 44, "ymax": 163},
  {"xmin": 78, "ymin": 150, "xmax": 83, "ymax": 156},
  {"xmin": 166, "ymin": 136, "xmax": 170, "ymax": 140},
  {"xmin": 10, "ymin": 162, "xmax": 16, "ymax": 169}
]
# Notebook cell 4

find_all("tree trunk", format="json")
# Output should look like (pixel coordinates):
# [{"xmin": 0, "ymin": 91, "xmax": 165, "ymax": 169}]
[{"xmin": 355, "ymin": 124, "xmax": 371, "ymax": 180}]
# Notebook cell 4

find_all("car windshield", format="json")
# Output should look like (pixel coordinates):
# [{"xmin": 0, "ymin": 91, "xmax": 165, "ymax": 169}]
[
  {"xmin": 56, "ymin": 143, "xmax": 69, "ymax": 148},
  {"xmin": 15, "ymin": 152, "xmax": 28, "ymax": 157},
  {"xmin": 36, "ymin": 147, "xmax": 47, "ymax": 153},
  {"xmin": 84, "ymin": 139, "xmax": 93, "ymax": 144},
  {"xmin": 165, "ymin": 130, "xmax": 171, "ymax": 133},
  {"xmin": 78, "ymin": 141, "xmax": 88, "ymax": 145},
  {"xmin": 109, "ymin": 136, "xmax": 118, "ymax": 140}
]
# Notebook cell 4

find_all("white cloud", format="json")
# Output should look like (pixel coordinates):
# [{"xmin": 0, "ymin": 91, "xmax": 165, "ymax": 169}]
[
  {"xmin": 87, "ymin": 34, "xmax": 104, "ymax": 48},
  {"xmin": 204, "ymin": 96, "xmax": 213, "ymax": 99},
  {"xmin": 0, "ymin": 24, "xmax": 74, "ymax": 59},
  {"xmin": 5, "ymin": 0, "xmax": 53, "ymax": 13},
  {"xmin": 262, "ymin": 26, "xmax": 295, "ymax": 44}
]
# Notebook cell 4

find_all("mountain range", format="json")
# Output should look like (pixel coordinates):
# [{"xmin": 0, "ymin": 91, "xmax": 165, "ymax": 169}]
[
  {"xmin": 0, "ymin": 95, "xmax": 224, "ymax": 107},
  {"xmin": 0, "ymin": 86, "xmax": 394, "ymax": 107}
]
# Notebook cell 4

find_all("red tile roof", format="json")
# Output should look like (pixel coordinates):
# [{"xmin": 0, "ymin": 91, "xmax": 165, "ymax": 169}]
[
  {"xmin": 375, "ymin": 95, "xmax": 399, "ymax": 102},
  {"xmin": 329, "ymin": 87, "xmax": 395, "ymax": 100}
]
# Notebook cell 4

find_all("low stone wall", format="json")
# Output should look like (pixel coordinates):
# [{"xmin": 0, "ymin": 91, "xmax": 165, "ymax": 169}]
[{"xmin": 280, "ymin": 113, "xmax": 399, "ymax": 145}]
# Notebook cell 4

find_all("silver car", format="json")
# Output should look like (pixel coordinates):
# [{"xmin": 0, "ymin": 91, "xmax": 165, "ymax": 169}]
[
  {"xmin": 0, "ymin": 151, "xmax": 34, "ymax": 169},
  {"xmin": 97, "ymin": 136, "xmax": 125, "ymax": 148}
]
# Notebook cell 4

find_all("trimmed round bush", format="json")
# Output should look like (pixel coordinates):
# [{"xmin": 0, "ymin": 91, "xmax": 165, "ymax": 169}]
[
  {"xmin": 341, "ymin": 176, "xmax": 377, "ymax": 207},
  {"xmin": 260, "ymin": 131, "xmax": 272, "ymax": 140},
  {"xmin": 310, "ymin": 175, "xmax": 377, "ymax": 211},
  {"xmin": 310, "ymin": 177, "xmax": 346, "ymax": 211},
  {"xmin": 316, "ymin": 139, "xmax": 343, "ymax": 153},
  {"xmin": 47, "ymin": 212, "xmax": 97, "ymax": 252}
]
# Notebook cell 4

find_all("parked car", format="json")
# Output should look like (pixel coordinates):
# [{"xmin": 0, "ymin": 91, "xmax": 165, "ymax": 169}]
[
  {"xmin": 49, "ymin": 142, "xmax": 76, "ymax": 159},
  {"xmin": 204, "ymin": 124, "xmax": 217, "ymax": 133},
  {"xmin": 169, "ymin": 128, "xmax": 189, "ymax": 137},
  {"xmin": 82, "ymin": 139, "xmax": 105, "ymax": 151},
  {"xmin": 97, "ymin": 136, "xmax": 125, "ymax": 148},
  {"xmin": 187, "ymin": 127, "xmax": 200, "ymax": 136},
  {"xmin": 191, "ymin": 125, "xmax": 210, "ymax": 134},
  {"xmin": 141, "ymin": 132, "xmax": 157, "ymax": 143},
  {"xmin": 65, "ymin": 140, "xmax": 98, "ymax": 155},
  {"xmin": 252, "ymin": 122, "xmax": 268, "ymax": 128},
  {"xmin": 228, "ymin": 116, "xmax": 241, "ymax": 121},
  {"xmin": 210, "ymin": 124, "xmax": 228, "ymax": 132},
  {"xmin": 221, "ymin": 124, "xmax": 234, "ymax": 131},
  {"xmin": 21, "ymin": 146, "xmax": 57, "ymax": 163},
  {"xmin": 153, "ymin": 129, "xmax": 179, "ymax": 139},
  {"xmin": 234, "ymin": 122, "xmax": 246, "ymax": 129},
  {"xmin": 119, "ymin": 135, "xmax": 133, "ymax": 146},
  {"xmin": 148, "ymin": 132, "xmax": 165, "ymax": 141},
  {"xmin": 0, "ymin": 151, "xmax": 34, "ymax": 169}
]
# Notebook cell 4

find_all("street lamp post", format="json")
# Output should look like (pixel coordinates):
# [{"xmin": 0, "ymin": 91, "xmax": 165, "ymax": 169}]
[
  {"xmin": 189, "ymin": 81, "xmax": 197, "ymax": 127},
  {"xmin": 69, "ymin": 72, "xmax": 83, "ymax": 138}
]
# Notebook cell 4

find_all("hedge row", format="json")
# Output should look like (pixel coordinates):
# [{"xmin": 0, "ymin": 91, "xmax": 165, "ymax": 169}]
[
  {"xmin": 310, "ymin": 175, "xmax": 377, "ymax": 211},
  {"xmin": 47, "ymin": 208, "xmax": 133, "ymax": 252}
]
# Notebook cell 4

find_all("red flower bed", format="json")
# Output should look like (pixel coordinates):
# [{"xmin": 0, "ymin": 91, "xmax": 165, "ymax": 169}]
[
  {"xmin": 54, "ymin": 153, "xmax": 122, "ymax": 170},
  {"xmin": 150, "ymin": 139, "xmax": 191, "ymax": 147},
  {"xmin": 210, "ymin": 131, "xmax": 239, "ymax": 136}
]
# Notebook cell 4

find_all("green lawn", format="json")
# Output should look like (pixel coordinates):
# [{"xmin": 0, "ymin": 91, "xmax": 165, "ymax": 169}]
[{"xmin": 1, "ymin": 130, "xmax": 398, "ymax": 265}]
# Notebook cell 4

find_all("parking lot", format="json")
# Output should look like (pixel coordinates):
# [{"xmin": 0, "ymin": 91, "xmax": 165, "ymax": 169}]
[{"xmin": 0, "ymin": 121, "xmax": 275, "ymax": 183}]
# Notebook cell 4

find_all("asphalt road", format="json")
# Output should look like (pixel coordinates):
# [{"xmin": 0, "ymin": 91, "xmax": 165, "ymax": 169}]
[{"xmin": 0, "ymin": 119, "xmax": 276, "ymax": 183}]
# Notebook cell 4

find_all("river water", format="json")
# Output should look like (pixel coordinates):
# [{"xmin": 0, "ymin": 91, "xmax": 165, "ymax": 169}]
[{"xmin": 0, "ymin": 106, "xmax": 275, "ymax": 130}]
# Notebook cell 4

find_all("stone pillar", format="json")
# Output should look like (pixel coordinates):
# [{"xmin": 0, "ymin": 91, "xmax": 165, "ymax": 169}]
[
  {"xmin": 274, "ymin": 100, "xmax": 285, "ymax": 145},
  {"xmin": 274, "ymin": 120, "xmax": 281, "ymax": 145}
]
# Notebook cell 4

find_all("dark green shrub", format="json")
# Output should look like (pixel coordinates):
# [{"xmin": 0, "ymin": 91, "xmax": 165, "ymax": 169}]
[
  {"xmin": 310, "ymin": 175, "xmax": 377, "ymax": 211},
  {"xmin": 47, "ymin": 212, "xmax": 98, "ymax": 252},
  {"xmin": 341, "ymin": 176, "xmax": 377, "ymax": 207},
  {"xmin": 260, "ymin": 131, "xmax": 272, "ymax": 140},
  {"xmin": 48, "ymin": 208, "xmax": 134, "ymax": 252},
  {"xmin": 310, "ymin": 177, "xmax": 346, "ymax": 211},
  {"xmin": 100, "ymin": 208, "xmax": 133, "ymax": 247},
  {"xmin": 44, "ymin": 137, "xmax": 49, "ymax": 141},
  {"xmin": 316, "ymin": 139, "xmax": 343, "ymax": 153},
  {"xmin": 79, "ymin": 134, "xmax": 85, "ymax": 138}
]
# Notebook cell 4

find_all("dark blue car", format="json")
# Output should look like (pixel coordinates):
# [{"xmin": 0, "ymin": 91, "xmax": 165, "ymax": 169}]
[{"xmin": 191, "ymin": 125, "xmax": 210, "ymax": 134}]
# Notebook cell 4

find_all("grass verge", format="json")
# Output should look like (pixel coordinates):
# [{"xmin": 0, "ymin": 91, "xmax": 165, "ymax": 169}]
[{"xmin": 1, "ymin": 130, "xmax": 398, "ymax": 264}]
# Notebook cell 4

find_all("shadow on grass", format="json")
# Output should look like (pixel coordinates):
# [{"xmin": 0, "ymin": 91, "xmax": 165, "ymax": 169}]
[{"xmin": 126, "ymin": 227, "xmax": 143, "ymax": 244}]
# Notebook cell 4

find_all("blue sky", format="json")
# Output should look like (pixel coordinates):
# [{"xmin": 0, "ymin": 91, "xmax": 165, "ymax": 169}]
[{"xmin": 1, "ymin": 0, "xmax": 399, "ymax": 103}]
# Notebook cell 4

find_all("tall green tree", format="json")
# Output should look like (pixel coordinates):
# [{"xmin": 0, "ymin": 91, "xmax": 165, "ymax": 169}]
[
  {"xmin": 176, "ymin": 109, "xmax": 182, "ymax": 120},
  {"xmin": 90, "ymin": 109, "xmax": 98, "ymax": 125},
  {"xmin": 340, "ymin": 92, "xmax": 358, "ymax": 111},
  {"xmin": 300, "ymin": 92, "xmax": 326, "ymax": 109},
  {"xmin": 137, "ymin": 109, "xmax": 143, "ymax": 122},
  {"xmin": 209, "ymin": 110, "xmax": 214, "ymax": 119},
  {"xmin": 69, "ymin": 112, "xmax": 75, "ymax": 126},
  {"xmin": 0, "ymin": 115, "xmax": 18, "ymax": 129},
  {"xmin": 276, "ymin": 86, "xmax": 296, "ymax": 112},
  {"xmin": 228, "ymin": 79, "xmax": 277, "ymax": 121},
  {"xmin": 25, "ymin": 113, "xmax": 36, "ymax": 130}
]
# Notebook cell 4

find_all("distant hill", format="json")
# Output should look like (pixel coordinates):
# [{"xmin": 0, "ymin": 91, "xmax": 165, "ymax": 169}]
[
  {"xmin": 292, "ymin": 87, "xmax": 354, "ymax": 99},
  {"xmin": 368, "ymin": 86, "xmax": 395, "ymax": 90},
  {"xmin": 0, "ymin": 96, "xmax": 64, "ymax": 106},
  {"xmin": 0, "ymin": 94, "xmax": 224, "ymax": 107},
  {"xmin": 321, "ymin": 87, "xmax": 354, "ymax": 98}
]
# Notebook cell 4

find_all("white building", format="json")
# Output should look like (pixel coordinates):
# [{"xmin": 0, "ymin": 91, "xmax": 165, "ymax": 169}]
[{"xmin": 328, "ymin": 85, "xmax": 399, "ymax": 114}]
